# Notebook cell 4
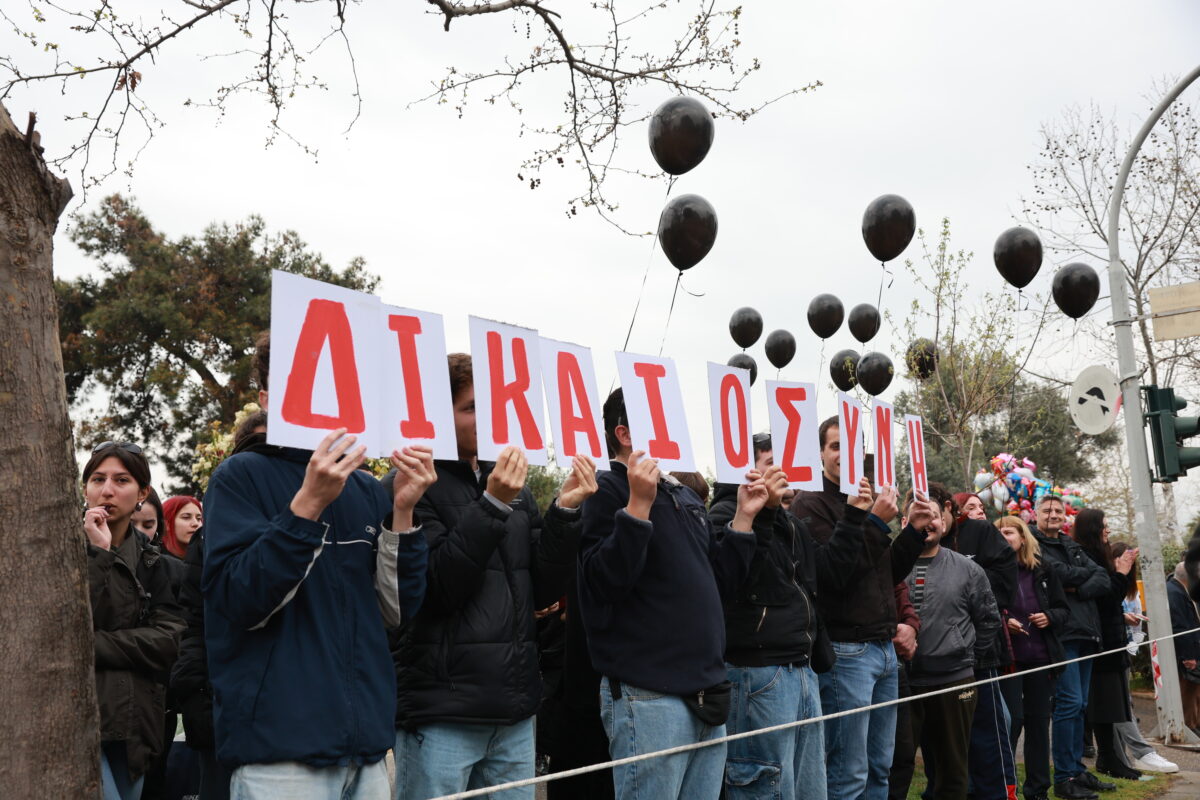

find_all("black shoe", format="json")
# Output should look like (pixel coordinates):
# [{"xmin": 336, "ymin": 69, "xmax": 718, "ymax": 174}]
[
  {"xmin": 1053, "ymin": 780, "xmax": 1099, "ymax": 800},
  {"xmin": 1083, "ymin": 744, "xmax": 1097, "ymax": 759},
  {"xmin": 1095, "ymin": 763, "xmax": 1141, "ymax": 780},
  {"xmin": 1027, "ymin": 794, "xmax": 1051, "ymax": 800},
  {"xmin": 1075, "ymin": 771, "xmax": 1117, "ymax": 792}
]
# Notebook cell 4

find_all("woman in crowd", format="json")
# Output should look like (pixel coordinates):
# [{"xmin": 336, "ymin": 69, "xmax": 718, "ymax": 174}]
[
  {"xmin": 84, "ymin": 442, "xmax": 184, "ymax": 800},
  {"xmin": 131, "ymin": 487, "xmax": 164, "ymax": 541},
  {"xmin": 995, "ymin": 515, "xmax": 1068, "ymax": 800},
  {"xmin": 160, "ymin": 495, "xmax": 203, "ymax": 560},
  {"xmin": 1106, "ymin": 542, "xmax": 1179, "ymax": 773},
  {"xmin": 954, "ymin": 492, "xmax": 987, "ymax": 523},
  {"xmin": 1073, "ymin": 509, "xmax": 1141, "ymax": 780}
]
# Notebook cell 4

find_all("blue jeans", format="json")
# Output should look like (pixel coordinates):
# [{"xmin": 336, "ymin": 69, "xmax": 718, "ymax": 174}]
[
  {"xmin": 599, "ymin": 677, "xmax": 727, "ymax": 800},
  {"xmin": 394, "ymin": 718, "xmax": 535, "ymax": 800},
  {"xmin": 1052, "ymin": 641, "xmax": 1096, "ymax": 782},
  {"xmin": 725, "ymin": 663, "xmax": 826, "ymax": 800},
  {"xmin": 819, "ymin": 640, "xmax": 898, "ymax": 800},
  {"xmin": 230, "ymin": 761, "xmax": 389, "ymax": 800},
  {"xmin": 101, "ymin": 741, "xmax": 145, "ymax": 800}
]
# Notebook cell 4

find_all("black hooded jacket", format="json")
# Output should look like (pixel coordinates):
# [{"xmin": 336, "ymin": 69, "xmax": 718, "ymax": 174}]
[
  {"xmin": 710, "ymin": 482, "xmax": 862, "ymax": 667},
  {"xmin": 1031, "ymin": 526, "xmax": 1109, "ymax": 645},
  {"xmin": 944, "ymin": 518, "xmax": 1018, "ymax": 669},
  {"xmin": 382, "ymin": 459, "xmax": 580, "ymax": 730}
]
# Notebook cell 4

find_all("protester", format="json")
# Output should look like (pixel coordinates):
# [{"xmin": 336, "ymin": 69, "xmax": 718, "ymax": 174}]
[
  {"xmin": 132, "ymin": 486, "xmax": 165, "ymax": 540},
  {"xmin": 995, "ymin": 515, "xmax": 1069, "ymax": 800},
  {"xmin": 931, "ymin": 484, "xmax": 1018, "ymax": 800},
  {"xmin": 84, "ymin": 442, "xmax": 185, "ymax": 800},
  {"xmin": 1107, "ymin": 542, "xmax": 1178, "ymax": 775},
  {"xmin": 202, "ymin": 332, "xmax": 432, "ymax": 799},
  {"xmin": 385, "ymin": 353, "xmax": 597, "ymax": 800},
  {"xmin": 161, "ymin": 495, "xmax": 203, "ymax": 560},
  {"xmin": 1030, "ymin": 494, "xmax": 1110, "ymax": 799},
  {"xmin": 886, "ymin": 581, "xmax": 922, "ymax": 800},
  {"xmin": 710, "ymin": 431, "xmax": 865, "ymax": 800},
  {"xmin": 788, "ymin": 415, "xmax": 921, "ymax": 800},
  {"xmin": 577, "ymin": 387, "xmax": 769, "ymax": 800},
  {"xmin": 1073, "ymin": 510, "xmax": 1139, "ymax": 782},
  {"xmin": 954, "ymin": 492, "xmax": 986, "ymax": 523},
  {"xmin": 896, "ymin": 490, "xmax": 1001, "ymax": 800},
  {"xmin": 1167, "ymin": 560, "xmax": 1200, "ymax": 731},
  {"xmin": 670, "ymin": 470, "xmax": 711, "ymax": 504}
]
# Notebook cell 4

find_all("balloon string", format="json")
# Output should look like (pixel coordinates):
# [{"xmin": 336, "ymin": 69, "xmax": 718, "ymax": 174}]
[
  {"xmin": 658, "ymin": 271, "xmax": 684, "ymax": 357},
  {"xmin": 618, "ymin": 175, "xmax": 678, "ymax": 356},
  {"xmin": 1006, "ymin": 286, "xmax": 1021, "ymax": 452}
]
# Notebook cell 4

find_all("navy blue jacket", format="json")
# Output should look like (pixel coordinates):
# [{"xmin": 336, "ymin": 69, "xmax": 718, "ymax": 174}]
[
  {"xmin": 577, "ymin": 461, "xmax": 759, "ymax": 695},
  {"xmin": 202, "ymin": 446, "xmax": 428, "ymax": 768}
]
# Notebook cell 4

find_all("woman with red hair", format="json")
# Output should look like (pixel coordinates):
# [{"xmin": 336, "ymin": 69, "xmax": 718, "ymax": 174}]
[
  {"xmin": 161, "ymin": 495, "xmax": 203, "ymax": 560},
  {"xmin": 954, "ymin": 492, "xmax": 986, "ymax": 524}
]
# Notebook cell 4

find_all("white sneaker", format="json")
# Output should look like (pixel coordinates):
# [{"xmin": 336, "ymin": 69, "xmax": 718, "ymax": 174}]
[{"xmin": 1131, "ymin": 752, "xmax": 1179, "ymax": 773}]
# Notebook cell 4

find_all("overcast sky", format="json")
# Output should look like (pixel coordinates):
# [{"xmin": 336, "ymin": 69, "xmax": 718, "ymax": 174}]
[{"xmin": 9, "ymin": 1, "xmax": 1200, "ymax": 520}]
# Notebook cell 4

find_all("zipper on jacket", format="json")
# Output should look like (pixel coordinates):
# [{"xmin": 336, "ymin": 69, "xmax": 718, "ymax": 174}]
[
  {"xmin": 697, "ymin": 689, "xmax": 705, "ymax": 708},
  {"xmin": 756, "ymin": 607, "xmax": 768, "ymax": 633}
]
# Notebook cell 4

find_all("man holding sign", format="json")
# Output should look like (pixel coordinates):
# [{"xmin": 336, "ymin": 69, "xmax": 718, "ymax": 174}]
[
  {"xmin": 789, "ymin": 416, "xmax": 926, "ymax": 800},
  {"xmin": 386, "ymin": 354, "xmax": 598, "ymax": 800},
  {"xmin": 202, "ymin": 333, "xmax": 433, "ymax": 799},
  {"xmin": 577, "ymin": 388, "xmax": 768, "ymax": 800}
]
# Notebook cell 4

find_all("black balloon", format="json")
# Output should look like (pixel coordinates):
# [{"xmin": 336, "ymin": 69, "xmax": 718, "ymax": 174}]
[
  {"xmin": 764, "ymin": 329, "xmax": 797, "ymax": 369},
  {"xmin": 857, "ymin": 352, "xmax": 894, "ymax": 396},
  {"xmin": 727, "ymin": 353, "xmax": 758, "ymax": 385},
  {"xmin": 993, "ymin": 227, "xmax": 1043, "ymax": 289},
  {"xmin": 862, "ymin": 194, "xmax": 916, "ymax": 262},
  {"xmin": 658, "ymin": 194, "xmax": 717, "ymax": 271},
  {"xmin": 648, "ymin": 97, "xmax": 715, "ymax": 176},
  {"xmin": 1052, "ymin": 263, "xmax": 1101, "ymax": 319},
  {"xmin": 729, "ymin": 307, "xmax": 763, "ymax": 349},
  {"xmin": 905, "ymin": 338, "xmax": 938, "ymax": 380},
  {"xmin": 807, "ymin": 294, "xmax": 844, "ymax": 339},
  {"xmin": 848, "ymin": 303, "xmax": 881, "ymax": 343},
  {"xmin": 830, "ymin": 349, "xmax": 860, "ymax": 392}
]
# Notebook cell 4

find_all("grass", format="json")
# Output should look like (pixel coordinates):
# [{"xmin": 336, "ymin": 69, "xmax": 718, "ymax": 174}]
[{"xmin": 906, "ymin": 763, "xmax": 1175, "ymax": 800}]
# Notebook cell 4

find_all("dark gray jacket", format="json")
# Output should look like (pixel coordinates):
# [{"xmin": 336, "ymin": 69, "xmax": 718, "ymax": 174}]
[
  {"xmin": 1031, "ymin": 527, "xmax": 1108, "ymax": 645},
  {"xmin": 904, "ymin": 545, "xmax": 1000, "ymax": 685}
]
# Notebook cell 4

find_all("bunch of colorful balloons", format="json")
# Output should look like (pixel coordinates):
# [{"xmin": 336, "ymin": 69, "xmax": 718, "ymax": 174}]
[{"xmin": 972, "ymin": 453, "xmax": 1087, "ymax": 527}]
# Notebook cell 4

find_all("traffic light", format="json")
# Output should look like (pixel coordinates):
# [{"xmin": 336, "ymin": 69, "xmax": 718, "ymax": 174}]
[{"xmin": 1142, "ymin": 384, "xmax": 1200, "ymax": 482}]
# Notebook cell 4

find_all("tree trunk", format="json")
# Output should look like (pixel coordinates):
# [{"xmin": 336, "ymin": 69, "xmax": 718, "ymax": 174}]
[{"xmin": 0, "ymin": 102, "xmax": 100, "ymax": 796}]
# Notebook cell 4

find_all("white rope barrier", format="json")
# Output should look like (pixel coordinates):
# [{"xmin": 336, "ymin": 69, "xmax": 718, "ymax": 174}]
[{"xmin": 426, "ymin": 625, "xmax": 1200, "ymax": 799}]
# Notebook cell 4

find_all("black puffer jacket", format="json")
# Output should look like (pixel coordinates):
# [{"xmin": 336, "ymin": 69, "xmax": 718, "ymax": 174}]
[
  {"xmin": 945, "ymin": 519, "xmax": 1018, "ymax": 669},
  {"xmin": 1031, "ymin": 527, "xmax": 1109, "ymax": 644},
  {"xmin": 1081, "ymin": 548, "xmax": 1131, "ymax": 672},
  {"xmin": 168, "ymin": 532, "xmax": 215, "ymax": 750},
  {"xmin": 89, "ymin": 530, "xmax": 184, "ymax": 781},
  {"xmin": 711, "ymin": 483, "xmax": 861, "ymax": 667},
  {"xmin": 382, "ymin": 460, "xmax": 580, "ymax": 729}
]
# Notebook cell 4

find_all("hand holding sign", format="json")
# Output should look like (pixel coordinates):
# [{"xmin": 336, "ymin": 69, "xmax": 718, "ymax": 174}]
[
  {"xmin": 734, "ymin": 469, "xmax": 768, "ymax": 531},
  {"xmin": 390, "ymin": 446, "xmax": 438, "ymax": 530},
  {"xmin": 847, "ymin": 476, "xmax": 873, "ymax": 511},
  {"xmin": 291, "ymin": 428, "xmax": 368, "ymax": 521},
  {"xmin": 626, "ymin": 451, "xmax": 660, "ymax": 520},
  {"xmin": 486, "ymin": 446, "xmax": 529, "ymax": 506},
  {"xmin": 906, "ymin": 495, "xmax": 940, "ymax": 543},
  {"xmin": 762, "ymin": 465, "xmax": 789, "ymax": 509},
  {"xmin": 558, "ymin": 455, "xmax": 599, "ymax": 510},
  {"xmin": 871, "ymin": 485, "xmax": 899, "ymax": 524}
]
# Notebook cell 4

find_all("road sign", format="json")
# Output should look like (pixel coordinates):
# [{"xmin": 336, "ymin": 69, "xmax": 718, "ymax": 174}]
[
  {"xmin": 1148, "ymin": 281, "xmax": 1200, "ymax": 341},
  {"xmin": 1069, "ymin": 365, "xmax": 1120, "ymax": 435}
]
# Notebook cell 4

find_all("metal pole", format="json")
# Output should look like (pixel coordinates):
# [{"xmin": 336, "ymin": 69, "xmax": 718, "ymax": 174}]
[{"xmin": 1107, "ymin": 64, "xmax": 1200, "ymax": 744}]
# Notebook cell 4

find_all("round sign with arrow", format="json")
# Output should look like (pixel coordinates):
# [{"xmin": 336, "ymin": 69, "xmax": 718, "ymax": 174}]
[{"xmin": 1069, "ymin": 365, "xmax": 1122, "ymax": 435}]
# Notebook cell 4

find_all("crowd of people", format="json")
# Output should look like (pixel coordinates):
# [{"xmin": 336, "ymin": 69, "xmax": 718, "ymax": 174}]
[{"xmin": 82, "ymin": 335, "xmax": 1200, "ymax": 800}]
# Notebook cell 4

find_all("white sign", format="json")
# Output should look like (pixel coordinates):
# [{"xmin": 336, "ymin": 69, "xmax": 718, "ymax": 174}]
[
  {"xmin": 468, "ymin": 317, "xmax": 548, "ymax": 465},
  {"xmin": 873, "ymin": 399, "xmax": 897, "ymax": 489},
  {"xmin": 707, "ymin": 362, "xmax": 754, "ymax": 484},
  {"xmin": 766, "ymin": 380, "xmax": 822, "ymax": 490},
  {"xmin": 614, "ymin": 352, "xmax": 695, "ymax": 472},
  {"xmin": 539, "ymin": 338, "xmax": 609, "ymax": 470},
  {"xmin": 379, "ymin": 305, "xmax": 458, "ymax": 460},
  {"xmin": 905, "ymin": 414, "xmax": 928, "ymax": 497},
  {"xmin": 1069, "ymin": 365, "xmax": 1121, "ymax": 435},
  {"xmin": 838, "ymin": 392, "xmax": 867, "ymax": 495}
]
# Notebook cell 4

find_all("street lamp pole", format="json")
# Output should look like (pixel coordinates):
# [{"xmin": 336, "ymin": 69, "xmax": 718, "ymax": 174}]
[{"xmin": 1106, "ymin": 64, "xmax": 1200, "ymax": 744}]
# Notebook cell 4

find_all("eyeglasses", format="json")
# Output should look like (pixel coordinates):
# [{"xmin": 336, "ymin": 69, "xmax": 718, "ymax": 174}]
[{"xmin": 91, "ymin": 441, "xmax": 144, "ymax": 455}]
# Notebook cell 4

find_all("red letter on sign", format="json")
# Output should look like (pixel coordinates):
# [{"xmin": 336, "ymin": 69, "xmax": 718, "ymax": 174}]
[
  {"xmin": 556, "ymin": 351, "xmax": 601, "ymax": 458},
  {"xmin": 909, "ymin": 419, "xmax": 927, "ymax": 495},
  {"xmin": 281, "ymin": 299, "xmax": 366, "ymax": 432},
  {"xmin": 875, "ymin": 405, "xmax": 894, "ymax": 487},
  {"xmin": 842, "ymin": 400, "xmax": 860, "ymax": 486},
  {"xmin": 632, "ymin": 362, "xmax": 681, "ymax": 460},
  {"xmin": 776, "ymin": 386, "xmax": 813, "ymax": 484},
  {"xmin": 720, "ymin": 374, "xmax": 749, "ymax": 468},
  {"xmin": 487, "ymin": 331, "xmax": 544, "ymax": 449},
  {"xmin": 388, "ymin": 315, "xmax": 435, "ymax": 439}
]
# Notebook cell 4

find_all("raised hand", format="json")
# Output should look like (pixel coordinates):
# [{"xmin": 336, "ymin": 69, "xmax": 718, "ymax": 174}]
[
  {"xmin": 1115, "ymin": 547, "xmax": 1139, "ymax": 576},
  {"xmin": 558, "ymin": 455, "xmax": 599, "ymax": 510},
  {"xmin": 847, "ymin": 476, "xmax": 873, "ymax": 511},
  {"xmin": 871, "ymin": 485, "xmax": 899, "ymax": 523},
  {"xmin": 625, "ymin": 451, "xmax": 660, "ymax": 520},
  {"xmin": 733, "ymin": 470, "xmax": 768, "ymax": 531},
  {"xmin": 390, "ymin": 446, "xmax": 438, "ymax": 529},
  {"xmin": 84, "ymin": 506, "xmax": 113, "ymax": 550},
  {"xmin": 486, "ymin": 446, "xmax": 529, "ymax": 506},
  {"xmin": 906, "ymin": 494, "xmax": 939, "ymax": 542},
  {"xmin": 291, "ymin": 428, "xmax": 368, "ymax": 521},
  {"xmin": 762, "ymin": 465, "xmax": 789, "ymax": 509}
]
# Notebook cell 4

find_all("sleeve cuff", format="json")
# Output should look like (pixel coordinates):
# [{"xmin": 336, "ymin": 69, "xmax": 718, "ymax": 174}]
[
  {"xmin": 383, "ymin": 524, "xmax": 421, "ymax": 536},
  {"xmin": 866, "ymin": 513, "xmax": 891, "ymax": 533},
  {"xmin": 483, "ymin": 492, "xmax": 513, "ymax": 515},
  {"xmin": 551, "ymin": 502, "xmax": 581, "ymax": 517}
]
